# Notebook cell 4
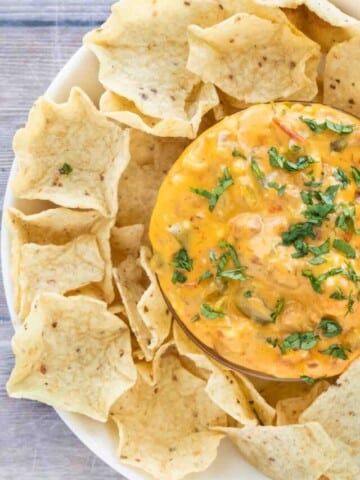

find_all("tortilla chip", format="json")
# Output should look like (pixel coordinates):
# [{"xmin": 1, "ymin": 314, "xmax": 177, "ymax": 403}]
[
  {"xmin": 100, "ymin": 84, "xmax": 219, "ymax": 139},
  {"xmin": 187, "ymin": 12, "xmax": 320, "ymax": 103},
  {"xmin": 173, "ymin": 323, "xmax": 275, "ymax": 426},
  {"xmin": 110, "ymin": 345, "xmax": 227, "ymax": 480},
  {"xmin": 83, "ymin": 0, "xmax": 231, "ymax": 126},
  {"xmin": 6, "ymin": 207, "xmax": 115, "ymax": 309},
  {"xmin": 324, "ymin": 36, "xmax": 360, "ymax": 117},
  {"xmin": 217, "ymin": 423, "xmax": 336, "ymax": 480},
  {"xmin": 251, "ymin": 377, "xmax": 319, "ymax": 407},
  {"xmin": 300, "ymin": 359, "xmax": 360, "ymax": 479},
  {"xmin": 117, "ymin": 128, "xmax": 189, "ymax": 233},
  {"xmin": 7, "ymin": 293, "xmax": 137, "ymax": 422},
  {"xmin": 18, "ymin": 235, "xmax": 105, "ymax": 321},
  {"xmin": 114, "ymin": 247, "xmax": 172, "ymax": 361},
  {"xmin": 276, "ymin": 380, "xmax": 330, "ymax": 425},
  {"xmin": 12, "ymin": 87, "xmax": 129, "ymax": 217},
  {"xmin": 110, "ymin": 224, "xmax": 144, "ymax": 267}
]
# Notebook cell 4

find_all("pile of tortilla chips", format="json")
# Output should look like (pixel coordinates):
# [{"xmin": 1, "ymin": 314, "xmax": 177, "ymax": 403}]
[{"xmin": 6, "ymin": 0, "xmax": 360, "ymax": 479}]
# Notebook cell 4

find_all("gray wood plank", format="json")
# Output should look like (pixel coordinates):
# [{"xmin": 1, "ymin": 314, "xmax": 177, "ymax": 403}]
[{"xmin": 0, "ymin": 1, "xmax": 127, "ymax": 478}]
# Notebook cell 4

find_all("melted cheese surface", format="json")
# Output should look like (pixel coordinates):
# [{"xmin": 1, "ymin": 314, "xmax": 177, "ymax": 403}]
[{"xmin": 150, "ymin": 102, "xmax": 360, "ymax": 379}]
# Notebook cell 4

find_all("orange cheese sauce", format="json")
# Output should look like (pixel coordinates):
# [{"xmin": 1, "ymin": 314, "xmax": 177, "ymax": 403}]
[{"xmin": 150, "ymin": 102, "xmax": 360, "ymax": 379}]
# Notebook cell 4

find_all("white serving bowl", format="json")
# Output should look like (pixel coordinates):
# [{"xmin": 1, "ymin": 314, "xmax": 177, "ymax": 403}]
[{"xmin": 2, "ymin": 1, "xmax": 359, "ymax": 478}]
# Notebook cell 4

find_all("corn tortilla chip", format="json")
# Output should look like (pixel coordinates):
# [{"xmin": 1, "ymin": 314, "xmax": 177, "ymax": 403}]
[
  {"xmin": 18, "ymin": 235, "xmax": 105, "ymax": 321},
  {"xmin": 110, "ymin": 345, "xmax": 227, "ymax": 480},
  {"xmin": 7, "ymin": 293, "xmax": 137, "ymax": 422},
  {"xmin": 100, "ymin": 84, "xmax": 219, "ymax": 139},
  {"xmin": 111, "ymin": 224, "xmax": 144, "ymax": 267},
  {"xmin": 276, "ymin": 380, "xmax": 330, "ymax": 425},
  {"xmin": 300, "ymin": 359, "xmax": 360, "ymax": 479},
  {"xmin": 6, "ymin": 207, "xmax": 115, "ymax": 308},
  {"xmin": 217, "ymin": 423, "xmax": 336, "ymax": 480},
  {"xmin": 117, "ymin": 128, "xmax": 189, "ymax": 233},
  {"xmin": 114, "ymin": 248, "xmax": 172, "ymax": 361},
  {"xmin": 83, "ymin": 0, "xmax": 232, "ymax": 123},
  {"xmin": 187, "ymin": 12, "xmax": 320, "ymax": 103},
  {"xmin": 12, "ymin": 87, "xmax": 129, "ymax": 217},
  {"xmin": 251, "ymin": 377, "xmax": 320, "ymax": 407},
  {"xmin": 324, "ymin": 36, "xmax": 360, "ymax": 117},
  {"xmin": 173, "ymin": 323, "xmax": 275, "ymax": 426}
]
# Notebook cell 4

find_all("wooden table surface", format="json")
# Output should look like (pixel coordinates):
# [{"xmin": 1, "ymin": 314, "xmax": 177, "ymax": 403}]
[{"xmin": 0, "ymin": 2, "xmax": 126, "ymax": 478}]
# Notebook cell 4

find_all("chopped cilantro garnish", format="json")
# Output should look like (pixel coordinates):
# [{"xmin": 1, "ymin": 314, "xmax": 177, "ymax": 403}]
[
  {"xmin": 282, "ymin": 222, "xmax": 316, "ymax": 246},
  {"xmin": 209, "ymin": 250, "xmax": 217, "ymax": 262},
  {"xmin": 216, "ymin": 253, "xmax": 228, "ymax": 276},
  {"xmin": 302, "ymin": 268, "xmax": 344, "ymax": 293},
  {"xmin": 200, "ymin": 303, "xmax": 225, "ymax": 319},
  {"xmin": 308, "ymin": 238, "xmax": 330, "ymax": 256},
  {"xmin": 172, "ymin": 270, "xmax": 187, "ymax": 284},
  {"xmin": 318, "ymin": 185, "xmax": 339, "ymax": 205},
  {"xmin": 330, "ymin": 288, "xmax": 347, "ymax": 300},
  {"xmin": 310, "ymin": 256, "xmax": 326, "ymax": 265},
  {"xmin": 219, "ymin": 268, "xmax": 247, "ymax": 281},
  {"xmin": 300, "ymin": 191, "xmax": 316, "ymax": 205},
  {"xmin": 300, "ymin": 375, "xmax": 316, "ymax": 385},
  {"xmin": 300, "ymin": 117, "xmax": 354, "ymax": 135},
  {"xmin": 251, "ymin": 158, "xmax": 265, "ymax": 180},
  {"xmin": 170, "ymin": 248, "xmax": 193, "ymax": 272},
  {"xmin": 219, "ymin": 240, "xmax": 241, "ymax": 268},
  {"xmin": 320, "ymin": 344, "xmax": 350, "ymax": 360},
  {"xmin": 333, "ymin": 168, "xmax": 350, "ymax": 189},
  {"xmin": 304, "ymin": 171, "xmax": 322, "ymax": 188},
  {"xmin": 232, "ymin": 148, "xmax": 246, "ymax": 159},
  {"xmin": 191, "ymin": 314, "xmax": 200, "ymax": 322},
  {"xmin": 344, "ymin": 262, "xmax": 360, "ymax": 286},
  {"xmin": 280, "ymin": 331, "xmax": 319, "ymax": 353},
  {"xmin": 333, "ymin": 238, "xmax": 356, "ymax": 259},
  {"xmin": 320, "ymin": 318, "xmax": 343, "ymax": 338},
  {"xmin": 351, "ymin": 166, "xmax": 360, "ymax": 187},
  {"xmin": 199, "ymin": 271, "xmax": 213, "ymax": 281},
  {"xmin": 330, "ymin": 138, "xmax": 348, "ymax": 152},
  {"xmin": 190, "ymin": 166, "xmax": 234, "ymax": 212},
  {"xmin": 290, "ymin": 144, "xmax": 301, "ymax": 152},
  {"xmin": 346, "ymin": 291, "xmax": 355, "ymax": 315},
  {"xmin": 244, "ymin": 290, "xmax": 253, "ymax": 298},
  {"xmin": 268, "ymin": 147, "xmax": 315, "ymax": 172},
  {"xmin": 291, "ymin": 238, "xmax": 309, "ymax": 258},
  {"xmin": 270, "ymin": 298, "xmax": 285, "ymax": 323},
  {"xmin": 59, "ymin": 163, "xmax": 72, "ymax": 175},
  {"xmin": 266, "ymin": 337, "xmax": 278, "ymax": 348},
  {"xmin": 268, "ymin": 181, "xmax": 286, "ymax": 196}
]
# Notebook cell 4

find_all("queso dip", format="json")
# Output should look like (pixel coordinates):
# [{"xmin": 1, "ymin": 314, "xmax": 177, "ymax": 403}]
[{"xmin": 150, "ymin": 102, "xmax": 360, "ymax": 380}]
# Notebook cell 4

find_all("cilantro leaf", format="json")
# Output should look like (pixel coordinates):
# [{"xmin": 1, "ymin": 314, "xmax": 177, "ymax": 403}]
[
  {"xmin": 172, "ymin": 270, "xmax": 187, "ymax": 284},
  {"xmin": 330, "ymin": 288, "xmax": 347, "ymax": 300},
  {"xmin": 282, "ymin": 222, "xmax": 317, "ymax": 246},
  {"xmin": 308, "ymin": 238, "xmax": 330, "ymax": 256},
  {"xmin": 333, "ymin": 239, "xmax": 356, "ymax": 259},
  {"xmin": 59, "ymin": 163, "xmax": 72, "ymax": 175},
  {"xmin": 251, "ymin": 158, "xmax": 265, "ymax": 180},
  {"xmin": 200, "ymin": 303, "xmax": 225, "ymax": 319},
  {"xmin": 219, "ymin": 240, "xmax": 241, "ymax": 268},
  {"xmin": 219, "ymin": 268, "xmax": 247, "ymax": 281},
  {"xmin": 320, "ymin": 344, "xmax": 350, "ymax": 360},
  {"xmin": 300, "ymin": 117, "xmax": 354, "ymax": 135},
  {"xmin": 333, "ymin": 168, "xmax": 350, "ymax": 189},
  {"xmin": 320, "ymin": 318, "xmax": 343, "ymax": 338},
  {"xmin": 191, "ymin": 314, "xmax": 200, "ymax": 322},
  {"xmin": 351, "ymin": 166, "xmax": 360, "ymax": 187},
  {"xmin": 280, "ymin": 331, "xmax": 319, "ymax": 353},
  {"xmin": 270, "ymin": 298, "xmax": 285, "ymax": 323},
  {"xmin": 304, "ymin": 171, "xmax": 322, "ymax": 188},
  {"xmin": 232, "ymin": 148, "xmax": 246, "ymax": 159},
  {"xmin": 268, "ymin": 147, "xmax": 315, "ymax": 172},
  {"xmin": 170, "ymin": 248, "xmax": 193, "ymax": 272},
  {"xmin": 310, "ymin": 256, "xmax": 326, "ymax": 265},
  {"xmin": 266, "ymin": 337, "xmax": 278, "ymax": 348},
  {"xmin": 190, "ymin": 167, "xmax": 234, "ymax": 212},
  {"xmin": 300, "ymin": 375, "xmax": 316, "ymax": 385},
  {"xmin": 268, "ymin": 181, "xmax": 286, "ymax": 196},
  {"xmin": 302, "ymin": 268, "xmax": 344, "ymax": 293},
  {"xmin": 199, "ymin": 271, "xmax": 213, "ymax": 281}
]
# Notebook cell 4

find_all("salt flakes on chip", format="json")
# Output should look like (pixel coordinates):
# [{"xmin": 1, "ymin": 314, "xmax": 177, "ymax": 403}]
[
  {"xmin": 100, "ymin": 84, "xmax": 219, "ymax": 139},
  {"xmin": 300, "ymin": 359, "xmax": 360, "ymax": 479},
  {"xmin": 18, "ymin": 235, "xmax": 105, "ymax": 321},
  {"xmin": 216, "ymin": 422, "xmax": 336, "ymax": 480},
  {"xmin": 110, "ymin": 344, "xmax": 227, "ymax": 480},
  {"xmin": 187, "ymin": 12, "xmax": 321, "ymax": 103},
  {"xmin": 12, "ymin": 87, "xmax": 129, "ymax": 217},
  {"xmin": 324, "ymin": 35, "xmax": 360, "ymax": 117},
  {"xmin": 83, "ymin": 0, "xmax": 232, "ymax": 133},
  {"xmin": 7, "ymin": 293, "xmax": 137, "ymax": 422}
]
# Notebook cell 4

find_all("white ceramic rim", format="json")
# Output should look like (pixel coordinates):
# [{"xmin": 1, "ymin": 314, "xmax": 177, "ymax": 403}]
[{"xmin": 2, "ymin": 1, "xmax": 360, "ymax": 478}]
